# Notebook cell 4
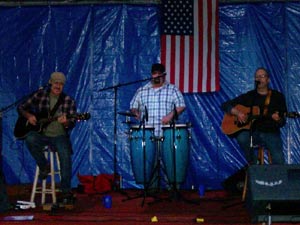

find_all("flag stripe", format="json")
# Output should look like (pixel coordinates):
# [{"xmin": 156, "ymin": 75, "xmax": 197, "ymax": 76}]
[
  {"xmin": 212, "ymin": 0, "xmax": 220, "ymax": 91},
  {"xmin": 213, "ymin": 0, "xmax": 219, "ymax": 91},
  {"xmin": 161, "ymin": 0, "xmax": 219, "ymax": 93},
  {"xmin": 179, "ymin": 36, "xmax": 185, "ymax": 91},
  {"xmin": 188, "ymin": 36, "xmax": 193, "ymax": 92},
  {"xmin": 197, "ymin": 0, "xmax": 203, "ymax": 92},
  {"xmin": 206, "ymin": 0, "xmax": 212, "ymax": 92}
]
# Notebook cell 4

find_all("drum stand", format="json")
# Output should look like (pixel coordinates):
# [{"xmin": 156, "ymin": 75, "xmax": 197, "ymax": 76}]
[
  {"xmin": 145, "ymin": 138, "xmax": 173, "ymax": 206},
  {"xmin": 122, "ymin": 115, "xmax": 159, "ymax": 207},
  {"xmin": 160, "ymin": 120, "xmax": 196, "ymax": 205},
  {"xmin": 147, "ymin": 137, "xmax": 168, "ymax": 192}
]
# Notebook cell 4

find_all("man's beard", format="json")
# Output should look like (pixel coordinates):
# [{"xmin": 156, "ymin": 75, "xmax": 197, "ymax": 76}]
[{"xmin": 152, "ymin": 77, "xmax": 161, "ymax": 84}]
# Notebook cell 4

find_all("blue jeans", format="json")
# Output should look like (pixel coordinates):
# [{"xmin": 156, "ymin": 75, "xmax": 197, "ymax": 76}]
[
  {"xmin": 236, "ymin": 130, "xmax": 285, "ymax": 165},
  {"xmin": 25, "ymin": 131, "xmax": 72, "ymax": 194}
]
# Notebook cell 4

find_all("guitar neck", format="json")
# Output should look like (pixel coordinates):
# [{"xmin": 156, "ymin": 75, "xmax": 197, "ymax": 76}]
[{"xmin": 14, "ymin": 112, "xmax": 90, "ymax": 139}]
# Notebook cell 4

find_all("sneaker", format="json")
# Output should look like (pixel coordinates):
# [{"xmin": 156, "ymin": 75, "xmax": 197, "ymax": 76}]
[{"xmin": 38, "ymin": 164, "xmax": 50, "ymax": 180}]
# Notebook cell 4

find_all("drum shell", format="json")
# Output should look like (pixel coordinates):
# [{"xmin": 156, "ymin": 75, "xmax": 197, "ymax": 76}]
[
  {"xmin": 161, "ymin": 124, "xmax": 190, "ymax": 184},
  {"xmin": 130, "ymin": 126, "xmax": 155, "ymax": 184}
]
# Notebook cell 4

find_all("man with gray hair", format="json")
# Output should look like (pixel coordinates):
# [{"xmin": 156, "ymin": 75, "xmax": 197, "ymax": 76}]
[
  {"xmin": 221, "ymin": 67, "xmax": 287, "ymax": 165},
  {"xmin": 17, "ymin": 72, "xmax": 77, "ymax": 205}
]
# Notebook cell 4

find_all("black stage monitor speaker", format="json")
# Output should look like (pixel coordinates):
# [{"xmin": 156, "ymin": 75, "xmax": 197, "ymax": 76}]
[{"xmin": 246, "ymin": 164, "xmax": 300, "ymax": 223}]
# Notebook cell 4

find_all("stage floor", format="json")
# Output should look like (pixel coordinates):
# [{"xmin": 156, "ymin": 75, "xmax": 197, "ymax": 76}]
[{"xmin": 0, "ymin": 185, "xmax": 297, "ymax": 224}]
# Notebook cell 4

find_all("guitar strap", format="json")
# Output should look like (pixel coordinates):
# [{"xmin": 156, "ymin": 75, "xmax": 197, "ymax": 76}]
[
  {"xmin": 263, "ymin": 90, "xmax": 272, "ymax": 116},
  {"xmin": 49, "ymin": 93, "xmax": 65, "ymax": 118}
]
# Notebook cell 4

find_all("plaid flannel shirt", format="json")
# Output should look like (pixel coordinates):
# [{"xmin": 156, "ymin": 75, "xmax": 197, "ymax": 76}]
[
  {"xmin": 18, "ymin": 88, "xmax": 77, "ymax": 130},
  {"xmin": 130, "ymin": 81, "xmax": 185, "ymax": 136}
]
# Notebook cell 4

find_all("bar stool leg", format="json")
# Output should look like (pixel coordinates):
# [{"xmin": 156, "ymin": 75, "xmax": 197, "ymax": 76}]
[
  {"xmin": 30, "ymin": 148, "xmax": 61, "ymax": 205},
  {"xmin": 41, "ymin": 151, "xmax": 50, "ymax": 204},
  {"xmin": 50, "ymin": 151, "xmax": 61, "ymax": 203},
  {"xmin": 242, "ymin": 171, "xmax": 248, "ymax": 201},
  {"xmin": 49, "ymin": 151, "xmax": 56, "ymax": 203},
  {"xmin": 30, "ymin": 166, "xmax": 40, "ymax": 203},
  {"xmin": 41, "ymin": 179, "xmax": 47, "ymax": 204}
]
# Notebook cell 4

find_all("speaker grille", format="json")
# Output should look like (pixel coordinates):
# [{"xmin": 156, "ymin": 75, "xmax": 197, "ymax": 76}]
[{"xmin": 246, "ymin": 165, "xmax": 300, "ymax": 223}]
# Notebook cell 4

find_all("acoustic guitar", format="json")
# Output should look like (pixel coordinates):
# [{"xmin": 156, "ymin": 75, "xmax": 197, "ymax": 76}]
[
  {"xmin": 14, "ymin": 112, "xmax": 91, "ymax": 139},
  {"xmin": 221, "ymin": 104, "xmax": 299, "ymax": 135}
]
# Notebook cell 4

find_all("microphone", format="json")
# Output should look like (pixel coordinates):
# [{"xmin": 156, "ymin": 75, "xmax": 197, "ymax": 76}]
[
  {"xmin": 145, "ymin": 105, "xmax": 148, "ymax": 122},
  {"xmin": 39, "ymin": 83, "xmax": 51, "ymax": 90},
  {"xmin": 173, "ymin": 104, "xmax": 178, "ymax": 120},
  {"xmin": 255, "ymin": 80, "xmax": 260, "ymax": 88}
]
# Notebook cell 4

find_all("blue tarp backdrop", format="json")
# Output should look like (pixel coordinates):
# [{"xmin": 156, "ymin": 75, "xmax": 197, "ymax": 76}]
[{"xmin": 1, "ymin": 2, "xmax": 300, "ymax": 191}]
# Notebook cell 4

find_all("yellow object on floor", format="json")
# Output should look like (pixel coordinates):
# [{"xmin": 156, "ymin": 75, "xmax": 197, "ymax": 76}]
[{"xmin": 151, "ymin": 216, "xmax": 158, "ymax": 222}]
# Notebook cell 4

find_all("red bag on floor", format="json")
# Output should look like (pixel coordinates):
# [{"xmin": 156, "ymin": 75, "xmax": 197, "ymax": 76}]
[{"xmin": 77, "ymin": 174, "xmax": 115, "ymax": 194}]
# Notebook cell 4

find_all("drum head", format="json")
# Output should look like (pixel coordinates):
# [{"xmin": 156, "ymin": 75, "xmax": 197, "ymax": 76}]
[
  {"xmin": 130, "ymin": 125, "xmax": 154, "ymax": 130},
  {"xmin": 162, "ymin": 123, "xmax": 190, "ymax": 129}
]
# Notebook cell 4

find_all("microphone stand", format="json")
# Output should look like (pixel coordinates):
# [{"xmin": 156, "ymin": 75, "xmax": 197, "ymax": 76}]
[
  {"xmin": 98, "ymin": 76, "xmax": 154, "ymax": 194},
  {"xmin": 0, "ymin": 83, "xmax": 49, "ymax": 197},
  {"xmin": 170, "ymin": 105, "xmax": 179, "ymax": 197},
  {"xmin": 224, "ymin": 84, "xmax": 259, "ymax": 209},
  {"xmin": 170, "ymin": 114, "xmax": 179, "ymax": 198},
  {"xmin": 240, "ymin": 85, "xmax": 257, "ymax": 207},
  {"xmin": 249, "ymin": 83, "xmax": 259, "ymax": 165},
  {"xmin": 98, "ymin": 74, "xmax": 167, "ymax": 200},
  {"xmin": 0, "ymin": 83, "xmax": 50, "ymax": 115},
  {"xmin": 0, "ymin": 83, "xmax": 51, "ymax": 136},
  {"xmin": 224, "ymin": 90, "xmax": 257, "ymax": 209},
  {"xmin": 142, "ymin": 114, "xmax": 147, "ymax": 205}
]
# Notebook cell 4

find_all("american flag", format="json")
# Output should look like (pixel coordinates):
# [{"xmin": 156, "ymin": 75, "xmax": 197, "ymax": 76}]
[{"xmin": 161, "ymin": 0, "xmax": 219, "ymax": 93}]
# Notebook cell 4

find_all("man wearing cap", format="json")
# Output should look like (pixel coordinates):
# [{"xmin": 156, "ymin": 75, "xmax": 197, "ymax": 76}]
[
  {"xmin": 17, "ymin": 72, "xmax": 77, "ymax": 205},
  {"xmin": 130, "ymin": 63, "xmax": 186, "ymax": 137},
  {"xmin": 129, "ymin": 63, "xmax": 186, "ymax": 190}
]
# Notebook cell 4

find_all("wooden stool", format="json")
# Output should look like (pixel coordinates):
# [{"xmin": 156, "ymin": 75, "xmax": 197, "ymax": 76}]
[
  {"xmin": 242, "ymin": 146, "xmax": 272, "ymax": 201},
  {"xmin": 30, "ymin": 147, "xmax": 61, "ymax": 205}
]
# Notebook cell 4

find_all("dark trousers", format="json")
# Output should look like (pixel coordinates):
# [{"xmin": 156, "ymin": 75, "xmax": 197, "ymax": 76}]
[
  {"xmin": 236, "ymin": 130, "xmax": 284, "ymax": 165},
  {"xmin": 0, "ymin": 169, "xmax": 9, "ymax": 212},
  {"xmin": 25, "ymin": 131, "xmax": 73, "ymax": 194}
]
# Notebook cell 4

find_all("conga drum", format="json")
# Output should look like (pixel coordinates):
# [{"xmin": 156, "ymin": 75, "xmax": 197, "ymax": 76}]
[
  {"xmin": 130, "ymin": 125, "xmax": 156, "ymax": 184},
  {"xmin": 161, "ymin": 123, "xmax": 190, "ymax": 184}
]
